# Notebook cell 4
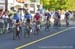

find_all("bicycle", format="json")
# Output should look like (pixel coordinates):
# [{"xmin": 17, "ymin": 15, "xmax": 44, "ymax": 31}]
[{"xmin": 34, "ymin": 21, "xmax": 41, "ymax": 35}]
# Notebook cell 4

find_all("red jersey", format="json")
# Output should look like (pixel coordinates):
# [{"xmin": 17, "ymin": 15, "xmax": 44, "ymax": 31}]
[{"xmin": 34, "ymin": 14, "xmax": 41, "ymax": 21}]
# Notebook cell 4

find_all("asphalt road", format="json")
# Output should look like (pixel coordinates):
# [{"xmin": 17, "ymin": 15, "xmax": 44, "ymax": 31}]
[
  {"xmin": 21, "ymin": 28, "xmax": 75, "ymax": 49},
  {"xmin": 0, "ymin": 21, "xmax": 75, "ymax": 49}
]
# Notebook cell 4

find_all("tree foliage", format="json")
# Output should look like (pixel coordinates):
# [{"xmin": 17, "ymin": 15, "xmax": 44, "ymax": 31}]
[{"xmin": 40, "ymin": 0, "xmax": 75, "ymax": 10}]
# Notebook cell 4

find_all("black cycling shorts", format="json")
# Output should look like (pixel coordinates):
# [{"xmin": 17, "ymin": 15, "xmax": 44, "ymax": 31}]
[{"xmin": 26, "ymin": 19, "xmax": 30, "ymax": 23}]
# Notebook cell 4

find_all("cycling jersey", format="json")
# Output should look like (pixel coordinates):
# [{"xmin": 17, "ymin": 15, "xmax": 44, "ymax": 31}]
[{"xmin": 34, "ymin": 13, "xmax": 41, "ymax": 22}]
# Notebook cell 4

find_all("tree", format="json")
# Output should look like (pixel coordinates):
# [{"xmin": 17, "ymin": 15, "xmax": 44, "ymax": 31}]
[
  {"xmin": 40, "ymin": 0, "xmax": 75, "ymax": 10},
  {"xmin": 66, "ymin": 0, "xmax": 75, "ymax": 10}
]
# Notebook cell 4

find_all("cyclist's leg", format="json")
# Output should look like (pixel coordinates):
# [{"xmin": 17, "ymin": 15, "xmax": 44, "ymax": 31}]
[
  {"xmin": 16, "ymin": 26, "xmax": 20, "ymax": 39},
  {"xmin": 66, "ymin": 19, "xmax": 69, "ymax": 26},
  {"xmin": 27, "ymin": 19, "xmax": 31, "ymax": 37},
  {"xmin": 36, "ymin": 21, "xmax": 40, "ymax": 34},
  {"xmin": 45, "ymin": 19, "xmax": 48, "ymax": 30},
  {"xmin": 16, "ymin": 31, "xmax": 20, "ymax": 39}
]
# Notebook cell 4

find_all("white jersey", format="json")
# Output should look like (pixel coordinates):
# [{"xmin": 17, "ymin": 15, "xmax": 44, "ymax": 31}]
[{"xmin": 2, "ymin": 15, "xmax": 8, "ymax": 19}]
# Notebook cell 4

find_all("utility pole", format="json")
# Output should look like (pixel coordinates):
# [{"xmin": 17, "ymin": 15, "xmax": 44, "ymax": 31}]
[{"xmin": 5, "ymin": 0, "xmax": 8, "ymax": 11}]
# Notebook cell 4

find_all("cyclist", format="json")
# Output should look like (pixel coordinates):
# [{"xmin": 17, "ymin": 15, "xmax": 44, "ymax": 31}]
[
  {"xmin": 44, "ymin": 12, "xmax": 51, "ymax": 31},
  {"xmin": 24, "ymin": 12, "xmax": 32, "ymax": 37},
  {"xmin": 54, "ymin": 11, "xmax": 61, "ymax": 26},
  {"xmin": 34, "ymin": 12, "xmax": 41, "ymax": 34},
  {"xmin": 13, "ymin": 11, "xmax": 21, "ymax": 40},
  {"xmin": 65, "ymin": 11, "xmax": 70, "ymax": 26}
]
